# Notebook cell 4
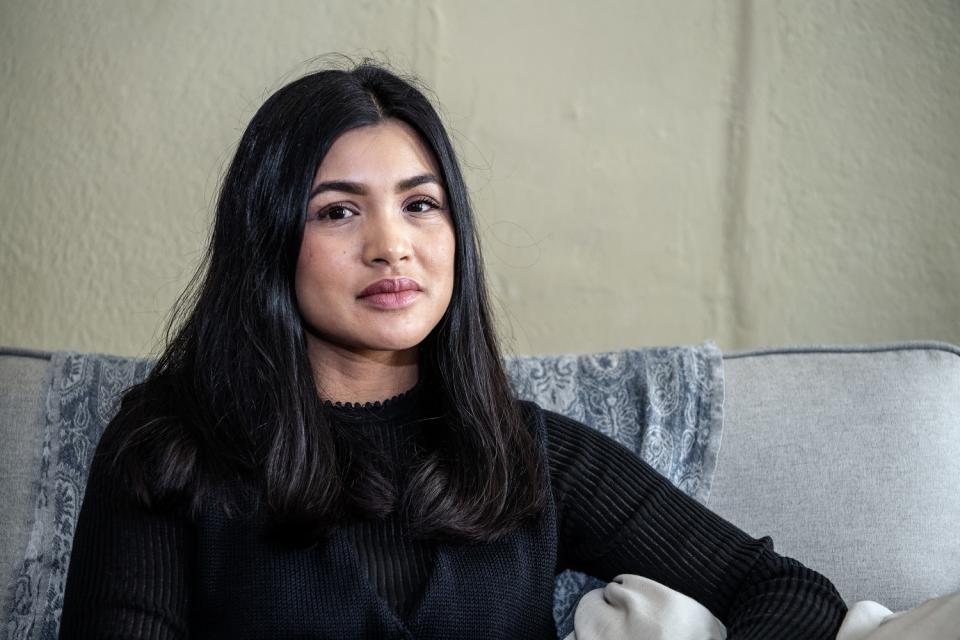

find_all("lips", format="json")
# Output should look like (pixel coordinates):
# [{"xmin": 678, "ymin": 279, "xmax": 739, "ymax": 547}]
[
  {"xmin": 359, "ymin": 277, "xmax": 422, "ymax": 297},
  {"xmin": 357, "ymin": 277, "xmax": 422, "ymax": 309}
]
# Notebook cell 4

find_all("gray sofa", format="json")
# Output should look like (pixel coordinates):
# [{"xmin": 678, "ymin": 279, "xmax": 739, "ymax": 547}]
[{"xmin": 2, "ymin": 342, "xmax": 959, "ymax": 637}]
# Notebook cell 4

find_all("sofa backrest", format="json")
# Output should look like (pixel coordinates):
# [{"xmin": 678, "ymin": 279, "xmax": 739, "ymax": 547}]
[{"xmin": 2, "ymin": 342, "xmax": 958, "ymax": 634}]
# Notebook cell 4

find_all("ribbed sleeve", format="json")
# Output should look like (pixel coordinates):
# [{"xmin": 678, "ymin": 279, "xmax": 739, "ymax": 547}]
[
  {"xmin": 545, "ymin": 410, "xmax": 846, "ymax": 640},
  {"xmin": 60, "ymin": 446, "xmax": 194, "ymax": 639}
]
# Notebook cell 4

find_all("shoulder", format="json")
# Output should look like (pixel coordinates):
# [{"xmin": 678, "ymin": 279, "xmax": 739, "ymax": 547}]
[
  {"xmin": 91, "ymin": 376, "xmax": 205, "ymax": 510},
  {"xmin": 518, "ymin": 402, "xmax": 630, "ymax": 452},
  {"xmin": 514, "ymin": 401, "xmax": 595, "ymax": 436},
  {"xmin": 515, "ymin": 402, "xmax": 643, "ymax": 473}
]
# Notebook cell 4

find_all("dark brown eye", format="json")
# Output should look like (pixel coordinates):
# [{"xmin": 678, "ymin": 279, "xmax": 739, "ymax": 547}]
[
  {"xmin": 406, "ymin": 198, "xmax": 440, "ymax": 213},
  {"xmin": 319, "ymin": 205, "xmax": 355, "ymax": 221}
]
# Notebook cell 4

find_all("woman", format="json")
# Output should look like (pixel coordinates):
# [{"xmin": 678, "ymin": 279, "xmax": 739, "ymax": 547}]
[{"xmin": 60, "ymin": 61, "xmax": 846, "ymax": 639}]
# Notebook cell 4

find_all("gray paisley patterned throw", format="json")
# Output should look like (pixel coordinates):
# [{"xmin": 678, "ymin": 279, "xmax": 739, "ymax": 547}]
[
  {"xmin": 4, "ymin": 352, "xmax": 153, "ymax": 640},
  {"xmin": 505, "ymin": 343, "xmax": 724, "ymax": 637},
  {"xmin": 4, "ymin": 344, "xmax": 723, "ymax": 640}
]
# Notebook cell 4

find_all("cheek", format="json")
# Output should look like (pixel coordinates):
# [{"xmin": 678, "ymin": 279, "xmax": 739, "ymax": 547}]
[
  {"xmin": 430, "ymin": 225, "xmax": 456, "ymax": 280},
  {"xmin": 427, "ymin": 239, "xmax": 456, "ymax": 303},
  {"xmin": 299, "ymin": 233, "xmax": 352, "ymax": 271},
  {"xmin": 294, "ymin": 239, "xmax": 346, "ymax": 303},
  {"xmin": 294, "ymin": 246, "xmax": 317, "ymax": 296}
]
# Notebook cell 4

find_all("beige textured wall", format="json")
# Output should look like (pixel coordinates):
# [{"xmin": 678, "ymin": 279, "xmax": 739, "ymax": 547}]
[
  {"xmin": 735, "ymin": 1, "xmax": 960, "ymax": 347},
  {"xmin": 1, "ymin": 0, "xmax": 958, "ymax": 357}
]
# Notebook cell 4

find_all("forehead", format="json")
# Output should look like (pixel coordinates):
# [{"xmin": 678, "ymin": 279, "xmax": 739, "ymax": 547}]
[{"xmin": 314, "ymin": 119, "xmax": 441, "ymax": 184}]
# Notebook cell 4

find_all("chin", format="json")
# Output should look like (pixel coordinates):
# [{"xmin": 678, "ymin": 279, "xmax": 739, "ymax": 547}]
[{"xmin": 349, "ymin": 330, "xmax": 431, "ymax": 354}]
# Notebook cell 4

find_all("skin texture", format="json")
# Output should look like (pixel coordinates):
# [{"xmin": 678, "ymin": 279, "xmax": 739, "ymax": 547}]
[{"xmin": 295, "ymin": 119, "xmax": 456, "ymax": 403}]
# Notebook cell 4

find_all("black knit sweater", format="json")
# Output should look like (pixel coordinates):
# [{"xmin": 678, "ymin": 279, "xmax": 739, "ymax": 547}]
[{"xmin": 60, "ymin": 388, "xmax": 846, "ymax": 638}]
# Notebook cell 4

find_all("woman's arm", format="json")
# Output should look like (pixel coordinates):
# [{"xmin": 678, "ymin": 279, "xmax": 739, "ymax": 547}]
[
  {"xmin": 546, "ymin": 411, "xmax": 846, "ymax": 640},
  {"xmin": 60, "ymin": 431, "xmax": 195, "ymax": 639}
]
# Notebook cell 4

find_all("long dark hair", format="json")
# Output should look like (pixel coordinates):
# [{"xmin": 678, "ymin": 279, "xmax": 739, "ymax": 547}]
[{"xmin": 102, "ymin": 60, "xmax": 546, "ymax": 543}]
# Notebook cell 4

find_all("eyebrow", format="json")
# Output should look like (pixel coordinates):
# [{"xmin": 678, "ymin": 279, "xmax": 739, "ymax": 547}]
[{"xmin": 309, "ymin": 173, "xmax": 443, "ymax": 198}]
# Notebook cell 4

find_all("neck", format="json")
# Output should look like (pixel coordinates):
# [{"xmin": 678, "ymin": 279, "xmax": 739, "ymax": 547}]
[{"xmin": 306, "ymin": 341, "xmax": 419, "ymax": 405}]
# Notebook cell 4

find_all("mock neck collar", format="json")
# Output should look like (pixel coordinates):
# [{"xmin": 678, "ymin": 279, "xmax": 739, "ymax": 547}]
[{"xmin": 321, "ymin": 380, "xmax": 425, "ymax": 424}]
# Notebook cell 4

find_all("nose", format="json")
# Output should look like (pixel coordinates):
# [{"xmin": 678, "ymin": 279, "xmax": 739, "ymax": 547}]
[{"xmin": 363, "ymin": 213, "xmax": 412, "ymax": 267}]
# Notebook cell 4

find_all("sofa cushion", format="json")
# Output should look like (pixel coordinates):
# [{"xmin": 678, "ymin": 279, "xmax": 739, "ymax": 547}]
[{"xmin": 709, "ymin": 342, "xmax": 960, "ymax": 612}]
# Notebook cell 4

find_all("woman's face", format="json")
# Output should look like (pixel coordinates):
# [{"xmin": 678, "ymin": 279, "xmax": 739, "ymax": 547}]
[{"xmin": 295, "ymin": 119, "xmax": 456, "ymax": 364}]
